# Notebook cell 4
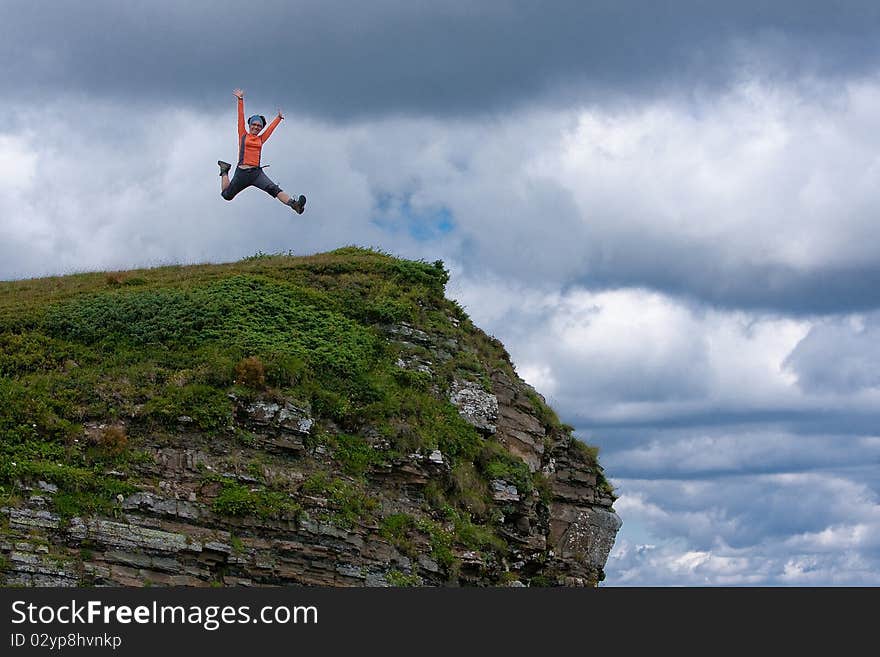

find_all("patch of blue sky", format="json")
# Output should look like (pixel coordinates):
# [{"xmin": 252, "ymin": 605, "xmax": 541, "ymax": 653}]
[{"xmin": 371, "ymin": 192, "xmax": 455, "ymax": 242}]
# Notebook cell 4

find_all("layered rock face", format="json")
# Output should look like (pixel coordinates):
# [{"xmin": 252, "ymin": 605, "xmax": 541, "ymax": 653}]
[{"xmin": 0, "ymin": 253, "xmax": 620, "ymax": 587}]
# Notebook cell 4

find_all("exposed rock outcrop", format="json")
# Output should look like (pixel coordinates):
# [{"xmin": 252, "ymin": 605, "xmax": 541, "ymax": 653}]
[
  {"xmin": 0, "ymin": 252, "xmax": 620, "ymax": 588},
  {"xmin": 1, "ymin": 372, "xmax": 618, "ymax": 587}
]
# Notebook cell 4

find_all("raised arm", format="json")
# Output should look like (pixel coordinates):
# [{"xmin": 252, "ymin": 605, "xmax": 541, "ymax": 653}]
[
  {"xmin": 233, "ymin": 89, "xmax": 245, "ymax": 137},
  {"xmin": 260, "ymin": 112, "xmax": 283, "ymax": 143}
]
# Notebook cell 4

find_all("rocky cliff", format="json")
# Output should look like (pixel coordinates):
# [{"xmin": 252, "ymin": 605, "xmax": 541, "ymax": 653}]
[{"xmin": 0, "ymin": 248, "xmax": 619, "ymax": 587}]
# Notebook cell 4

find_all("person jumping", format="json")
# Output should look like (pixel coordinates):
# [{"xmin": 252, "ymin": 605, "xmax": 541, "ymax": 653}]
[{"xmin": 218, "ymin": 89, "xmax": 306, "ymax": 214}]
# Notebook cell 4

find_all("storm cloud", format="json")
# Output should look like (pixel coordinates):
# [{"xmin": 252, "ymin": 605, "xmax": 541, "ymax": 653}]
[
  {"xmin": 784, "ymin": 313, "xmax": 880, "ymax": 394},
  {"xmin": 608, "ymin": 464, "xmax": 880, "ymax": 585},
  {"xmin": 5, "ymin": 1, "xmax": 880, "ymax": 119}
]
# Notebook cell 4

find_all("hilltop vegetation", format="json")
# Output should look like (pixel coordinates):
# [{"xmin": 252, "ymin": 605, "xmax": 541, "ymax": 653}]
[{"xmin": 0, "ymin": 247, "xmax": 612, "ymax": 585}]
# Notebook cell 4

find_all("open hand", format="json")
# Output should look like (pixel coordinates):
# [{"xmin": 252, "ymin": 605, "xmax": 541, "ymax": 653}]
[
  {"xmin": 233, "ymin": 89, "xmax": 244, "ymax": 99},
  {"xmin": 277, "ymin": 107, "xmax": 285, "ymax": 119}
]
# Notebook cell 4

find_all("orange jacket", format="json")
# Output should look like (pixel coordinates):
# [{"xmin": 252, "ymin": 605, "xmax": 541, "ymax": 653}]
[{"xmin": 237, "ymin": 97, "xmax": 281, "ymax": 167}]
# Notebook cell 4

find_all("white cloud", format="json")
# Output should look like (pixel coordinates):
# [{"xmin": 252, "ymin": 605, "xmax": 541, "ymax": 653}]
[
  {"xmin": 607, "ymin": 470, "xmax": 880, "ymax": 585},
  {"xmin": 451, "ymin": 274, "xmax": 821, "ymax": 423},
  {"xmin": 542, "ymin": 79, "xmax": 880, "ymax": 272},
  {"xmin": 609, "ymin": 539, "xmax": 769, "ymax": 586},
  {"xmin": 784, "ymin": 312, "xmax": 880, "ymax": 393},
  {"xmin": 0, "ymin": 135, "xmax": 38, "ymax": 190}
]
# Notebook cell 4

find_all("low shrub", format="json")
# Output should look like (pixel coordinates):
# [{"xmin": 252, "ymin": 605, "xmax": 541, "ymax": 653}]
[
  {"xmin": 449, "ymin": 463, "xmax": 489, "ymax": 517},
  {"xmin": 300, "ymin": 473, "xmax": 378, "ymax": 527},
  {"xmin": 234, "ymin": 356, "xmax": 266, "ymax": 389},
  {"xmin": 386, "ymin": 569, "xmax": 422, "ymax": 587},
  {"xmin": 97, "ymin": 425, "xmax": 128, "ymax": 457},
  {"xmin": 477, "ymin": 442, "xmax": 533, "ymax": 495},
  {"xmin": 145, "ymin": 384, "xmax": 232, "ymax": 432},
  {"xmin": 212, "ymin": 482, "xmax": 300, "ymax": 520}
]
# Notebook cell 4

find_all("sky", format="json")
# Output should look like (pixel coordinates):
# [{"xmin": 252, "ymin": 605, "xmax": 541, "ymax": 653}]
[{"xmin": 2, "ymin": 0, "xmax": 880, "ymax": 585}]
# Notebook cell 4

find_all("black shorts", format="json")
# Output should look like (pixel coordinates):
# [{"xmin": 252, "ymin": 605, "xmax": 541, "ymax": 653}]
[{"xmin": 221, "ymin": 166, "xmax": 282, "ymax": 200}]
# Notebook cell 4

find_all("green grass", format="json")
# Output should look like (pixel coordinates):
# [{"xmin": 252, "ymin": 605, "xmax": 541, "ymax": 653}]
[
  {"xmin": 380, "ymin": 512, "xmax": 421, "ymax": 559},
  {"xmin": 0, "ymin": 376, "xmax": 137, "ymax": 519},
  {"xmin": 212, "ymin": 481, "xmax": 301, "ymax": 521},
  {"xmin": 229, "ymin": 534, "xmax": 245, "ymax": 554},
  {"xmin": 477, "ymin": 441, "xmax": 534, "ymax": 495},
  {"xmin": 0, "ymin": 247, "xmax": 609, "ymax": 532},
  {"xmin": 415, "ymin": 518, "xmax": 457, "ymax": 570},
  {"xmin": 448, "ymin": 463, "xmax": 490, "ymax": 516},
  {"xmin": 386, "ymin": 569, "xmax": 422, "ymax": 587},
  {"xmin": 330, "ymin": 433, "xmax": 386, "ymax": 476},
  {"xmin": 0, "ymin": 251, "xmax": 460, "ymax": 441},
  {"xmin": 571, "ymin": 439, "xmax": 600, "ymax": 465},
  {"xmin": 145, "ymin": 383, "xmax": 233, "ymax": 432},
  {"xmin": 523, "ymin": 387, "xmax": 565, "ymax": 434},
  {"xmin": 300, "ymin": 472, "xmax": 379, "ymax": 528},
  {"xmin": 446, "ymin": 507, "xmax": 508, "ymax": 553}
]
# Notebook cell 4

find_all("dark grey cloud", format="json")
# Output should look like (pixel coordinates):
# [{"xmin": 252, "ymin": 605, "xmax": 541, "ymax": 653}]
[
  {"xmin": 617, "ymin": 473, "xmax": 870, "ymax": 546},
  {"xmin": 595, "ymin": 426, "xmax": 880, "ymax": 480},
  {"xmin": 576, "ymin": 260, "xmax": 880, "ymax": 317},
  {"xmin": 579, "ymin": 409, "xmax": 880, "ymax": 446},
  {"xmin": 784, "ymin": 314, "xmax": 880, "ymax": 393},
  {"xmin": 5, "ymin": 1, "xmax": 880, "ymax": 119},
  {"xmin": 463, "ymin": 247, "xmax": 880, "ymax": 317},
  {"xmin": 455, "ymin": 218, "xmax": 880, "ymax": 317},
  {"xmin": 597, "ymin": 443, "xmax": 879, "ymax": 574},
  {"xmin": 606, "ymin": 464, "xmax": 880, "ymax": 585}
]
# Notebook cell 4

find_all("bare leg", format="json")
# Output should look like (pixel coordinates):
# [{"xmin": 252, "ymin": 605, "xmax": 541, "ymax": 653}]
[
  {"xmin": 221, "ymin": 173, "xmax": 230, "ymax": 193},
  {"xmin": 276, "ymin": 190, "xmax": 305, "ymax": 214}
]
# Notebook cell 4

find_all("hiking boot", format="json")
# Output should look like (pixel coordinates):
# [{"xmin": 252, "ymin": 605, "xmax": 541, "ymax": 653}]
[
  {"xmin": 218, "ymin": 160, "xmax": 232, "ymax": 176},
  {"xmin": 288, "ymin": 194, "xmax": 306, "ymax": 214}
]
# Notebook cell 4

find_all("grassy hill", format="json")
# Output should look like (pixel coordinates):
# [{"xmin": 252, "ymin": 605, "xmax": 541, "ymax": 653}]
[{"xmin": 0, "ymin": 247, "xmax": 615, "ymax": 586}]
